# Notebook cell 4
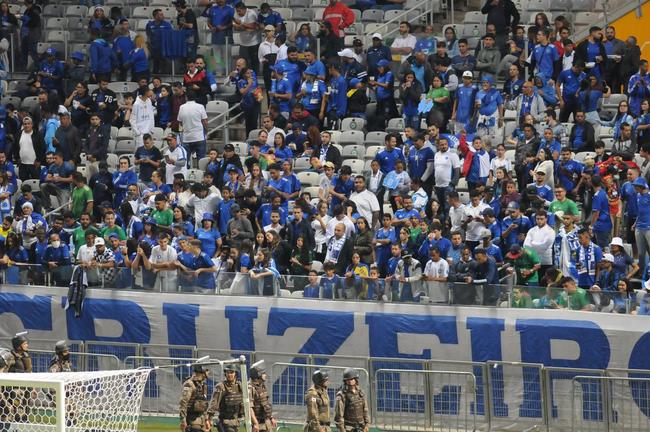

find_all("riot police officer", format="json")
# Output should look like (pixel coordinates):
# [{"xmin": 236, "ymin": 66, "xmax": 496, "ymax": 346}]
[
  {"xmin": 0, "ymin": 349, "xmax": 14, "ymax": 373},
  {"xmin": 49, "ymin": 340, "xmax": 72, "ymax": 373},
  {"xmin": 8, "ymin": 333, "xmax": 31, "ymax": 373},
  {"xmin": 0, "ymin": 348, "xmax": 14, "ymax": 430},
  {"xmin": 180, "ymin": 364, "xmax": 210, "ymax": 432},
  {"xmin": 249, "ymin": 360, "xmax": 276, "ymax": 431},
  {"xmin": 207, "ymin": 363, "xmax": 259, "ymax": 432},
  {"xmin": 335, "ymin": 368, "xmax": 369, "ymax": 432},
  {"xmin": 305, "ymin": 369, "xmax": 330, "ymax": 432}
]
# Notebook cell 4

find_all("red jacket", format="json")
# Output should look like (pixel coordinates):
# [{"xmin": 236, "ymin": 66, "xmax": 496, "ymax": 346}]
[{"xmin": 323, "ymin": 2, "xmax": 355, "ymax": 38}]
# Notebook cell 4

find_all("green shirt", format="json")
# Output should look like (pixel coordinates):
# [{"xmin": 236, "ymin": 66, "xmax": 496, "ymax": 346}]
[
  {"xmin": 426, "ymin": 87, "xmax": 450, "ymax": 103},
  {"xmin": 71, "ymin": 185, "xmax": 94, "ymax": 219},
  {"xmin": 151, "ymin": 209, "xmax": 173, "ymax": 227},
  {"xmin": 100, "ymin": 225, "xmax": 127, "ymax": 241},
  {"xmin": 72, "ymin": 226, "xmax": 100, "ymax": 253},
  {"xmin": 507, "ymin": 247, "xmax": 541, "ymax": 284},
  {"xmin": 549, "ymin": 199, "xmax": 579, "ymax": 216},
  {"xmin": 511, "ymin": 292, "xmax": 534, "ymax": 308},
  {"xmin": 559, "ymin": 287, "xmax": 591, "ymax": 310}
]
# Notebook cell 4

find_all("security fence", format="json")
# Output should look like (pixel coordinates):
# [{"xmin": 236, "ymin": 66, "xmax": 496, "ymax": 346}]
[{"xmin": 12, "ymin": 340, "xmax": 650, "ymax": 431}]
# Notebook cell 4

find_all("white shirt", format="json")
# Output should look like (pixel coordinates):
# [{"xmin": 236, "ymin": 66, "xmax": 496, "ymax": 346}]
[
  {"xmin": 434, "ymin": 150, "xmax": 461, "ymax": 187},
  {"xmin": 150, "ymin": 245, "xmax": 178, "ymax": 279},
  {"xmin": 187, "ymin": 193, "xmax": 221, "ymax": 229},
  {"xmin": 325, "ymin": 216, "xmax": 355, "ymax": 240},
  {"xmin": 490, "ymin": 156, "xmax": 511, "ymax": 174},
  {"xmin": 258, "ymin": 39, "xmax": 279, "ymax": 63},
  {"xmin": 412, "ymin": 187, "xmax": 428, "ymax": 211},
  {"xmin": 76, "ymin": 244, "xmax": 95, "ymax": 264},
  {"xmin": 449, "ymin": 204, "xmax": 467, "ymax": 234},
  {"xmin": 178, "ymin": 101, "xmax": 208, "ymax": 143},
  {"xmin": 311, "ymin": 214, "xmax": 331, "ymax": 247},
  {"xmin": 424, "ymin": 258, "xmax": 449, "ymax": 302},
  {"xmin": 464, "ymin": 202, "xmax": 489, "ymax": 242},
  {"xmin": 265, "ymin": 126, "xmax": 285, "ymax": 146},
  {"xmin": 18, "ymin": 131, "xmax": 36, "ymax": 164},
  {"xmin": 276, "ymin": 44, "xmax": 288, "ymax": 62},
  {"xmin": 562, "ymin": 52, "xmax": 574, "ymax": 71},
  {"xmin": 350, "ymin": 189, "xmax": 380, "ymax": 224},
  {"xmin": 234, "ymin": 9, "xmax": 260, "ymax": 46},
  {"xmin": 163, "ymin": 145, "xmax": 188, "ymax": 184},
  {"xmin": 391, "ymin": 34, "xmax": 417, "ymax": 60},
  {"xmin": 263, "ymin": 223, "xmax": 283, "ymax": 234},
  {"xmin": 131, "ymin": 96, "xmax": 155, "ymax": 136},
  {"xmin": 368, "ymin": 170, "xmax": 383, "ymax": 194},
  {"xmin": 524, "ymin": 224, "xmax": 556, "ymax": 265}
]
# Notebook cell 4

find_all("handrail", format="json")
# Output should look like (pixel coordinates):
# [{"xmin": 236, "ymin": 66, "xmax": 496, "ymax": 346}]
[{"xmin": 364, "ymin": 0, "xmax": 432, "ymax": 38}]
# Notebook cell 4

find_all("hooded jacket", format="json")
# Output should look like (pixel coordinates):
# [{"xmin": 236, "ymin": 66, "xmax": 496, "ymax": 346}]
[
  {"xmin": 534, "ymin": 73, "xmax": 558, "ymax": 106},
  {"xmin": 89, "ymin": 38, "xmax": 116, "ymax": 74},
  {"xmin": 475, "ymin": 45, "xmax": 501, "ymax": 75},
  {"xmin": 398, "ymin": 56, "xmax": 433, "ymax": 91}
]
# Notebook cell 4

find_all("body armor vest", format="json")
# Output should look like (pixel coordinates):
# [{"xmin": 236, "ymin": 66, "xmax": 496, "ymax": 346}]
[
  {"xmin": 188, "ymin": 379, "xmax": 208, "ymax": 415},
  {"xmin": 220, "ymin": 381, "xmax": 243, "ymax": 419},
  {"xmin": 9, "ymin": 351, "xmax": 31, "ymax": 373},
  {"xmin": 342, "ymin": 389, "xmax": 365, "ymax": 424},
  {"xmin": 50, "ymin": 358, "xmax": 72, "ymax": 372},
  {"xmin": 252, "ymin": 381, "xmax": 272, "ymax": 421}
]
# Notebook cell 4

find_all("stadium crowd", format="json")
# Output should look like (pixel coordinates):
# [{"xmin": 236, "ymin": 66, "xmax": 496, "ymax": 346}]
[{"xmin": 0, "ymin": 0, "xmax": 649, "ymax": 313}]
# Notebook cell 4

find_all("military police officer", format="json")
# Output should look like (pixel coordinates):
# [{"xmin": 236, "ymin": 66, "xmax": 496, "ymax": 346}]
[
  {"xmin": 49, "ymin": 341, "xmax": 73, "ymax": 373},
  {"xmin": 305, "ymin": 369, "xmax": 330, "ymax": 432},
  {"xmin": 0, "ymin": 349, "xmax": 15, "ymax": 428},
  {"xmin": 8, "ymin": 332, "xmax": 31, "ymax": 373},
  {"xmin": 179, "ymin": 364, "xmax": 210, "ymax": 432},
  {"xmin": 207, "ymin": 363, "xmax": 259, "ymax": 432},
  {"xmin": 249, "ymin": 360, "xmax": 276, "ymax": 432},
  {"xmin": 334, "ymin": 368, "xmax": 369, "ymax": 432}
]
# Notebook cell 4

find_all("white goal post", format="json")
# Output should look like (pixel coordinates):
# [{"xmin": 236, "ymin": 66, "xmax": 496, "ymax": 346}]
[{"xmin": 0, "ymin": 369, "xmax": 151, "ymax": 432}]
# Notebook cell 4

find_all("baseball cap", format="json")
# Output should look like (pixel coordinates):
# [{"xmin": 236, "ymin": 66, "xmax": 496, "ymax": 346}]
[
  {"xmin": 337, "ymin": 48, "xmax": 355, "ymax": 58},
  {"xmin": 602, "ymin": 253, "xmax": 615, "ymax": 263},
  {"xmin": 224, "ymin": 143, "xmax": 235, "ymax": 151},
  {"xmin": 230, "ymin": 204, "xmax": 241, "ymax": 213},
  {"xmin": 264, "ymin": 24, "xmax": 275, "ymax": 32},
  {"xmin": 480, "ymin": 228, "xmax": 492, "ymax": 239},
  {"xmin": 481, "ymin": 208, "xmax": 495, "ymax": 218},
  {"xmin": 107, "ymin": 232, "xmax": 119, "ymax": 239},
  {"xmin": 21, "ymin": 202, "xmax": 33, "ymax": 210},
  {"xmin": 371, "ymin": 33, "xmax": 383, "ymax": 40},
  {"xmin": 506, "ymin": 201, "xmax": 520, "ymax": 210},
  {"xmin": 94, "ymin": 238, "xmax": 105, "ymax": 246},
  {"xmin": 633, "ymin": 177, "xmax": 649, "ymax": 189},
  {"xmin": 610, "ymin": 237, "xmax": 624, "ymax": 248},
  {"xmin": 509, "ymin": 244, "xmax": 522, "ymax": 257},
  {"xmin": 462, "ymin": 71, "xmax": 473, "ymax": 78},
  {"xmin": 536, "ymin": 169, "xmax": 547, "ymax": 175},
  {"xmin": 349, "ymin": 78, "xmax": 361, "ymax": 87},
  {"xmin": 46, "ymin": 47, "xmax": 57, "ymax": 56},
  {"xmin": 163, "ymin": 132, "xmax": 177, "ymax": 141},
  {"xmin": 377, "ymin": 59, "xmax": 390, "ymax": 68},
  {"xmin": 70, "ymin": 51, "xmax": 85, "ymax": 61},
  {"xmin": 481, "ymin": 74, "xmax": 494, "ymax": 85},
  {"xmin": 58, "ymin": 106, "xmax": 70, "ymax": 116}
]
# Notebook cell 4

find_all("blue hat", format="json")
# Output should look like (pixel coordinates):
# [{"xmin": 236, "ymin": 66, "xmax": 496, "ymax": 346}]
[
  {"xmin": 482, "ymin": 74, "xmax": 494, "ymax": 85},
  {"xmin": 633, "ymin": 177, "xmax": 649, "ymax": 189},
  {"xmin": 272, "ymin": 64, "xmax": 284, "ymax": 74},
  {"xmin": 144, "ymin": 217, "xmax": 157, "ymax": 225},
  {"xmin": 202, "ymin": 212, "xmax": 214, "ymax": 222},
  {"xmin": 304, "ymin": 65, "xmax": 319, "ymax": 76},
  {"xmin": 46, "ymin": 47, "xmax": 57, "ymax": 56},
  {"xmin": 70, "ymin": 51, "xmax": 84, "ymax": 61},
  {"xmin": 349, "ymin": 78, "xmax": 361, "ymax": 87},
  {"xmin": 107, "ymin": 232, "xmax": 119, "ymax": 239},
  {"xmin": 377, "ymin": 59, "xmax": 390, "ymax": 68}
]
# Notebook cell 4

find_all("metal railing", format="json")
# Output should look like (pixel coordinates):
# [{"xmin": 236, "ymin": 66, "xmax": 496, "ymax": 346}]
[
  {"xmin": 366, "ymin": 0, "xmax": 437, "ymax": 40},
  {"xmin": 206, "ymin": 102, "xmax": 243, "ymax": 144}
]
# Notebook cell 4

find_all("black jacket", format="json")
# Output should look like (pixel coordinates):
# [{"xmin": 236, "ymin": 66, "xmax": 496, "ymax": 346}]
[
  {"xmin": 85, "ymin": 123, "xmax": 111, "ymax": 161},
  {"xmin": 481, "ymin": 0, "xmax": 520, "ymax": 34},
  {"xmin": 574, "ymin": 39, "xmax": 608, "ymax": 74},
  {"xmin": 287, "ymin": 218, "xmax": 315, "ymax": 251},
  {"xmin": 569, "ymin": 121, "xmax": 596, "ymax": 152},
  {"xmin": 312, "ymin": 144, "xmax": 342, "ymax": 171},
  {"xmin": 12, "ymin": 129, "xmax": 46, "ymax": 165}
]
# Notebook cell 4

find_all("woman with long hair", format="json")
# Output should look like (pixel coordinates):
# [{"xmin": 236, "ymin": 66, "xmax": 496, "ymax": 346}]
[
  {"xmin": 273, "ymin": 132, "xmax": 293, "ymax": 161},
  {"xmin": 290, "ymin": 23, "xmax": 317, "ymax": 53},
  {"xmin": 172, "ymin": 206, "xmax": 195, "ymax": 237},
  {"xmin": 0, "ymin": 172, "xmax": 12, "ymax": 220},
  {"xmin": 244, "ymin": 163, "xmax": 267, "ymax": 196},
  {"xmin": 344, "ymin": 252, "xmax": 369, "ymax": 299},
  {"xmin": 120, "ymin": 202, "xmax": 144, "ymax": 240},
  {"xmin": 128, "ymin": 35, "xmax": 150, "ymax": 82},
  {"xmin": 533, "ymin": 13, "xmax": 551, "ymax": 33},
  {"xmin": 249, "ymin": 248, "xmax": 280, "ymax": 296},
  {"xmin": 290, "ymin": 235, "xmax": 312, "ymax": 290},
  {"xmin": 444, "ymin": 26, "xmax": 459, "ymax": 58},
  {"xmin": 532, "ymin": 148, "xmax": 555, "ymax": 188},
  {"xmin": 353, "ymin": 217, "xmax": 374, "ymax": 265},
  {"xmin": 579, "ymin": 75, "xmax": 611, "ymax": 125},
  {"xmin": 64, "ymin": 81, "xmax": 93, "ymax": 135},
  {"xmin": 0, "ymin": 232, "xmax": 27, "ymax": 284},
  {"xmin": 139, "ymin": 218, "xmax": 158, "ymax": 247},
  {"xmin": 399, "ymin": 71, "xmax": 424, "ymax": 129},
  {"xmin": 634, "ymin": 99, "xmax": 650, "ymax": 147},
  {"xmin": 195, "ymin": 213, "xmax": 222, "ymax": 258},
  {"xmin": 311, "ymin": 200, "xmax": 331, "ymax": 262},
  {"xmin": 601, "ymin": 99, "xmax": 635, "ymax": 141}
]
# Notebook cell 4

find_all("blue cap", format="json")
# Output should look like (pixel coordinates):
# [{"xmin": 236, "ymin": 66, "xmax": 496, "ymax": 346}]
[
  {"xmin": 107, "ymin": 232, "xmax": 119, "ymax": 239},
  {"xmin": 377, "ymin": 59, "xmax": 390, "ymax": 68},
  {"xmin": 350, "ymin": 78, "xmax": 361, "ymax": 87},
  {"xmin": 633, "ymin": 177, "xmax": 649, "ymax": 189},
  {"xmin": 272, "ymin": 64, "xmax": 284, "ymax": 74},
  {"xmin": 304, "ymin": 64, "xmax": 319, "ymax": 76},
  {"xmin": 144, "ymin": 217, "xmax": 157, "ymax": 225},
  {"xmin": 70, "ymin": 51, "xmax": 84, "ymax": 61},
  {"xmin": 46, "ymin": 47, "xmax": 57, "ymax": 56},
  {"xmin": 482, "ymin": 74, "xmax": 494, "ymax": 85},
  {"xmin": 202, "ymin": 212, "xmax": 214, "ymax": 222}
]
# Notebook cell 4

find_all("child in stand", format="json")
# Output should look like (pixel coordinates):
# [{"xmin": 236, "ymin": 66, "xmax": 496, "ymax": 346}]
[
  {"xmin": 319, "ymin": 262, "xmax": 341, "ymax": 299},
  {"xmin": 155, "ymin": 85, "xmax": 172, "ymax": 129},
  {"xmin": 366, "ymin": 265, "xmax": 385, "ymax": 301},
  {"xmin": 303, "ymin": 270, "xmax": 321, "ymax": 298}
]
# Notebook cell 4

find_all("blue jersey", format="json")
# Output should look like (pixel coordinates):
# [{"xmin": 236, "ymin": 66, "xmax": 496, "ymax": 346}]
[
  {"xmin": 417, "ymin": 236, "xmax": 451, "ymax": 263},
  {"xmin": 621, "ymin": 181, "xmax": 638, "ymax": 218},
  {"xmin": 592, "ymin": 188, "xmax": 612, "ymax": 231},
  {"xmin": 319, "ymin": 275, "xmax": 340, "ymax": 299},
  {"xmin": 145, "ymin": 20, "xmax": 173, "ymax": 51},
  {"xmin": 532, "ymin": 43, "xmax": 559, "ymax": 79},
  {"xmin": 476, "ymin": 88, "xmax": 503, "ymax": 115},
  {"xmin": 195, "ymin": 228, "xmax": 221, "ymax": 258},
  {"xmin": 376, "ymin": 148, "xmax": 405, "ymax": 174},
  {"xmin": 218, "ymin": 199, "xmax": 235, "ymax": 235},
  {"xmin": 501, "ymin": 215, "xmax": 533, "ymax": 247},
  {"xmin": 376, "ymin": 71, "xmax": 394, "ymax": 100},
  {"xmin": 300, "ymin": 80, "xmax": 326, "ymax": 111},
  {"xmin": 637, "ymin": 192, "xmax": 650, "ymax": 230},
  {"xmin": 375, "ymin": 228, "xmax": 396, "ymax": 267},
  {"xmin": 207, "ymin": 5, "xmax": 234, "ymax": 44},
  {"xmin": 455, "ymin": 84, "xmax": 476, "ymax": 124},
  {"xmin": 271, "ymin": 77, "xmax": 292, "ymax": 113},
  {"xmin": 277, "ymin": 60, "xmax": 303, "ymax": 93},
  {"xmin": 407, "ymin": 145, "xmax": 434, "ymax": 180},
  {"xmin": 529, "ymin": 183, "xmax": 554, "ymax": 203},
  {"xmin": 557, "ymin": 69, "xmax": 585, "ymax": 101},
  {"xmin": 538, "ymin": 138, "xmax": 561, "ymax": 156},
  {"xmin": 327, "ymin": 75, "xmax": 348, "ymax": 116},
  {"xmin": 330, "ymin": 175, "xmax": 353, "ymax": 207},
  {"xmin": 256, "ymin": 204, "xmax": 287, "ymax": 227},
  {"xmin": 557, "ymin": 159, "xmax": 584, "ymax": 191},
  {"xmin": 267, "ymin": 176, "xmax": 292, "ymax": 206}
]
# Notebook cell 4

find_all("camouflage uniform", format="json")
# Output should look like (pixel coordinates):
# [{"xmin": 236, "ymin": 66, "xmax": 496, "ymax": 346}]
[
  {"xmin": 207, "ymin": 380, "xmax": 244, "ymax": 432},
  {"xmin": 250, "ymin": 379, "xmax": 274, "ymax": 431},
  {"xmin": 8, "ymin": 350, "xmax": 31, "ymax": 373},
  {"xmin": 0, "ymin": 350, "xmax": 15, "ymax": 430},
  {"xmin": 334, "ymin": 386, "xmax": 369, "ymax": 432},
  {"xmin": 305, "ymin": 385, "xmax": 330, "ymax": 432},
  {"xmin": 49, "ymin": 357, "xmax": 72, "ymax": 373},
  {"xmin": 180, "ymin": 375, "xmax": 210, "ymax": 432}
]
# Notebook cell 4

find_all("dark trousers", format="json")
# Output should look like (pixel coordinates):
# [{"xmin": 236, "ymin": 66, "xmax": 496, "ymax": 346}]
[
  {"xmin": 243, "ymin": 103, "xmax": 261, "ymax": 136},
  {"xmin": 152, "ymin": 52, "xmax": 166, "ymax": 74},
  {"xmin": 18, "ymin": 163, "xmax": 38, "ymax": 182},
  {"xmin": 435, "ymin": 186, "xmax": 452, "ymax": 221},
  {"xmin": 240, "ymin": 44, "xmax": 260, "ymax": 74},
  {"xmin": 559, "ymin": 98, "xmax": 579, "ymax": 122}
]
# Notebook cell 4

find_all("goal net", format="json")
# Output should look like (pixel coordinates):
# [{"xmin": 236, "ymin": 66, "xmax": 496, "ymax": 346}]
[{"xmin": 0, "ymin": 369, "xmax": 151, "ymax": 432}]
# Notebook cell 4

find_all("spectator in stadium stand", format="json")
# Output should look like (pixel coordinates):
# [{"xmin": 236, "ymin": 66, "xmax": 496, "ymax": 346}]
[
  {"xmin": 323, "ymin": 0, "xmax": 355, "ymax": 41},
  {"xmin": 325, "ymin": 63, "xmax": 348, "ymax": 128},
  {"xmin": 352, "ymin": 38, "xmax": 366, "ymax": 65},
  {"xmin": 113, "ymin": 19, "xmax": 135, "ymax": 81},
  {"xmin": 83, "ymin": 113, "xmax": 110, "ymax": 180},
  {"xmin": 569, "ymin": 111, "xmax": 596, "ymax": 152},
  {"xmin": 480, "ymin": 0, "xmax": 520, "ymax": 54},
  {"xmin": 297, "ymin": 63, "xmax": 328, "ymax": 121},
  {"xmin": 450, "ymin": 39, "xmax": 476, "ymax": 75},
  {"xmin": 132, "ymin": 86, "xmax": 155, "ymax": 147},
  {"xmin": 530, "ymin": 29, "xmax": 560, "ymax": 81},
  {"xmin": 20, "ymin": 0, "xmax": 40, "ymax": 69},
  {"xmin": 37, "ymin": 48, "xmax": 64, "ymax": 96},
  {"xmin": 277, "ymin": 47, "xmax": 304, "ymax": 93},
  {"xmin": 556, "ymin": 62, "xmax": 586, "ymax": 122},
  {"xmin": 317, "ymin": 21, "xmax": 342, "ymax": 63},
  {"xmin": 573, "ymin": 227, "xmax": 603, "ymax": 289},
  {"xmin": 13, "ymin": 116, "xmax": 44, "ymax": 182},
  {"xmin": 145, "ymin": 9, "xmax": 173, "ymax": 75},
  {"xmin": 233, "ymin": 2, "xmax": 260, "ymax": 74},
  {"xmin": 91, "ymin": 79, "xmax": 118, "ymax": 125},
  {"xmin": 257, "ymin": 3, "xmax": 284, "ymax": 31},
  {"xmin": 183, "ymin": 59, "xmax": 210, "ymax": 106},
  {"xmin": 497, "ymin": 26, "xmax": 525, "ymax": 77},
  {"xmin": 64, "ymin": 82, "xmax": 93, "ymax": 137},
  {"xmin": 621, "ymin": 37, "xmax": 641, "ymax": 92},
  {"xmin": 40, "ymin": 151, "xmax": 74, "ymax": 211},
  {"xmin": 177, "ymin": 89, "xmax": 208, "ymax": 165},
  {"xmin": 627, "ymin": 60, "xmax": 650, "ymax": 117},
  {"xmin": 88, "ymin": 28, "xmax": 116, "ymax": 84},
  {"xmin": 365, "ymin": 33, "xmax": 391, "ymax": 77},
  {"xmin": 162, "ymin": 133, "xmax": 188, "ymax": 185},
  {"xmin": 52, "ymin": 110, "xmax": 80, "ymax": 165},
  {"xmin": 259, "ymin": 25, "xmax": 279, "ymax": 91},
  {"xmin": 603, "ymin": 26, "xmax": 625, "ymax": 93},
  {"xmin": 88, "ymin": 6, "xmax": 114, "ymax": 41},
  {"xmin": 474, "ymin": 34, "xmax": 501, "ymax": 78},
  {"xmin": 574, "ymin": 26, "xmax": 607, "ymax": 80},
  {"xmin": 505, "ymin": 80, "xmax": 546, "ymax": 122},
  {"xmin": 173, "ymin": 0, "xmax": 198, "ymax": 62},
  {"xmin": 450, "ymin": 71, "xmax": 475, "ymax": 132},
  {"xmin": 391, "ymin": 22, "xmax": 417, "ymax": 61},
  {"xmin": 128, "ymin": 35, "xmax": 151, "ymax": 82}
]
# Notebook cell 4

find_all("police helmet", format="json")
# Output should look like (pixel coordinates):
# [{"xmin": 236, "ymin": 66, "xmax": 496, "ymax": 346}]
[
  {"xmin": 312, "ymin": 369, "xmax": 329, "ymax": 386},
  {"xmin": 343, "ymin": 368, "xmax": 359, "ymax": 381},
  {"xmin": 224, "ymin": 363, "xmax": 238, "ymax": 372},
  {"xmin": 11, "ymin": 332, "xmax": 28, "ymax": 350},
  {"xmin": 193, "ymin": 363, "xmax": 209, "ymax": 374},
  {"xmin": 250, "ymin": 360, "xmax": 266, "ymax": 380},
  {"xmin": 55, "ymin": 340, "xmax": 69, "ymax": 355},
  {"xmin": 0, "ymin": 349, "xmax": 14, "ymax": 369}
]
